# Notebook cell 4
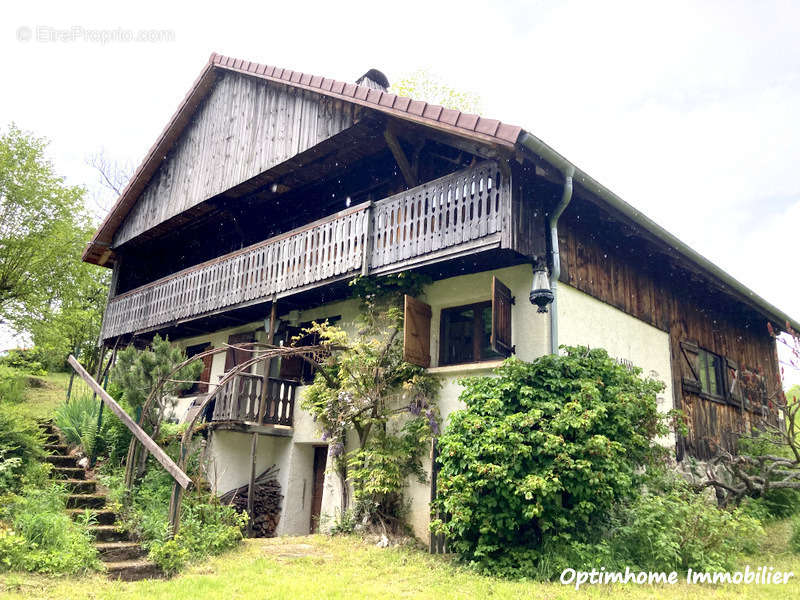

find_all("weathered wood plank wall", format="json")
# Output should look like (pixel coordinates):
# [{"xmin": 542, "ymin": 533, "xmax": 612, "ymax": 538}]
[
  {"xmin": 557, "ymin": 205, "xmax": 780, "ymax": 460},
  {"xmin": 114, "ymin": 72, "xmax": 355, "ymax": 247}
]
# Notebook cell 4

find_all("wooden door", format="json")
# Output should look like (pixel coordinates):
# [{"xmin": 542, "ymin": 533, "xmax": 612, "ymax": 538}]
[{"xmin": 310, "ymin": 446, "xmax": 327, "ymax": 533}]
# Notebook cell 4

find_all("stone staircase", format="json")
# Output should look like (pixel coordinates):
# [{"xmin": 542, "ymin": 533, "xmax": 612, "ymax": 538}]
[{"xmin": 40, "ymin": 421, "xmax": 161, "ymax": 581}]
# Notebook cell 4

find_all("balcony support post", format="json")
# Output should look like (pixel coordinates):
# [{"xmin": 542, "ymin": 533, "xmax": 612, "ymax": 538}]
[{"xmin": 248, "ymin": 299, "xmax": 278, "ymax": 536}]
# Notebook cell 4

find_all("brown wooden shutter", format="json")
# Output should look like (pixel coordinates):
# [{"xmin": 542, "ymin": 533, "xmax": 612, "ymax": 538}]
[
  {"xmin": 491, "ymin": 276, "xmax": 514, "ymax": 356},
  {"xmin": 679, "ymin": 340, "xmax": 702, "ymax": 394},
  {"xmin": 198, "ymin": 353, "xmax": 213, "ymax": 394},
  {"xmin": 725, "ymin": 357, "xmax": 743, "ymax": 407},
  {"xmin": 403, "ymin": 295, "xmax": 432, "ymax": 368},
  {"xmin": 225, "ymin": 331, "xmax": 256, "ymax": 372}
]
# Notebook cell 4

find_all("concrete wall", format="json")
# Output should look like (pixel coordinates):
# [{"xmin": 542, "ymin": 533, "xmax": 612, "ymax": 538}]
[{"xmin": 172, "ymin": 268, "xmax": 676, "ymax": 542}]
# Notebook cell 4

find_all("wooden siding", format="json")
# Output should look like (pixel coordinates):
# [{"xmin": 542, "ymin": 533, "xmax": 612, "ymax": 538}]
[
  {"xmin": 102, "ymin": 161, "xmax": 514, "ymax": 340},
  {"xmin": 114, "ymin": 72, "xmax": 355, "ymax": 247},
  {"xmin": 557, "ymin": 209, "xmax": 780, "ymax": 460}
]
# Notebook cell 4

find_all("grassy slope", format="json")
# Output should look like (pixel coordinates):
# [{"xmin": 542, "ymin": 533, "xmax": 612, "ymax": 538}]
[
  {"xmin": 1, "ymin": 533, "xmax": 798, "ymax": 600},
  {"xmin": 2, "ymin": 373, "xmax": 798, "ymax": 599}
]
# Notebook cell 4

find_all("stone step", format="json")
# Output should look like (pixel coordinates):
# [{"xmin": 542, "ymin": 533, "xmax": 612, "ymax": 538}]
[
  {"xmin": 44, "ymin": 443, "xmax": 70, "ymax": 454},
  {"xmin": 95, "ymin": 541, "xmax": 145, "ymax": 562},
  {"xmin": 64, "ymin": 479, "xmax": 97, "ymax": 494},
  {"xmin": 90, "ymin": 525, "xmax": 129, "ymax": 542},
  {"xmin": 46, "ymin": 455, "xmax": 78, "ymax": 468},
  {"xmin": 68, "ymin": 508, "xmax": 116, "ymax": 525},
  {"xmin": 45, "ymin": 432, "xmax": 61, "ymax": 443},
  {"xmin": 67, "ymin": 494, "xmax": 106, "ymax": 509},
  {"xmin": 52, "ymin": 466, "xmax": 85, "ymax": 480},
  {"xmin": 104, "ymin": 559, "xmax": 161, "ymax": 581}
]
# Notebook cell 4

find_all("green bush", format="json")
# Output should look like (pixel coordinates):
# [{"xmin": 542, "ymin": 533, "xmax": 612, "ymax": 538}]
[
  {"xmin": 54, "ymin": 394, "xmax": 110, "ymax": 457},
  {"xmin": 0, "ymin": 366, "xmax": 26, "ymax": 403},
  {"xmin": 0, "ymin": 348, "xmax": 48, "ymax": 376},
  {"xmin": 0, "ymin": 484, "xmax": 100, "ymax": 574},
  {"xmin": 433, "ymin": 349, "xmax": 667, "ymax": 576},
  {"xmin": 0, "ymin": 401, "xmax": 45, "ymax": 493}
]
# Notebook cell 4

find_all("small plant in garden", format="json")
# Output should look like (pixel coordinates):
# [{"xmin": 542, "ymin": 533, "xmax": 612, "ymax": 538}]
[
  {"xmin": 302, "ymin": 273, "xmax": 439, "ymax": 533},
  {"xmin": 54, "ymin": 393, "xmax": 110, "ymax": 457}
]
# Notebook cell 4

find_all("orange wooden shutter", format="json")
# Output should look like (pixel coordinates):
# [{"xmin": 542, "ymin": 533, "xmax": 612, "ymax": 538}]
[
  {"xmin": 491, "ymin": 276, "xmax": 514, "ymax": 356},
  {"xmin": 403, "ymin": 295, "xmax": 432, "ymax": 368},
  {"xmin": 198, "ymin": 353, "xmax": 213, "ymax": 393},
  {"xmin": 225, "ymin": 331, "xmax": 255, "ymax": 371}
]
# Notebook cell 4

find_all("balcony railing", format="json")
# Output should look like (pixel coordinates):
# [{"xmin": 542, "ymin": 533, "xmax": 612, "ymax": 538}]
[
  {"xmin": 101, "ymin": 160, "xmax": 510, "ymax": 339},
  {"xmin": 210, "ymin": 373, "xmax": 298, "ymax": 427}
]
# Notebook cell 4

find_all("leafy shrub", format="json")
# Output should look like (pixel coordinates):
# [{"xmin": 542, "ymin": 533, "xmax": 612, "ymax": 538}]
[
  {"xmin": 0, "ymin": 401, "xmax": 44, "ymax": 493},
  {"xmin": 0, "ymin": 484, "xmax": 100, "ymax": 574},
  {"xmin": 0, "ymin": 366, "xmax": 26, "ymax": 403},
  {"xmin": 0, "ymin": 348, "xmax": 47, "ymax": 376},
  {"xmin": 54, "ymin": 394, "xmax": 109, "ymax": 457},
  {"xmin": 433, "ymin": 349, "xmax": 667, "ymax": 576}
]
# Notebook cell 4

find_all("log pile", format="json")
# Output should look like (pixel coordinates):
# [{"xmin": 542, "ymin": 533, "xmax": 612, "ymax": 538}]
[{"xmin": 219, "ymin": 465, "xmax": 282, "ymax": 537}]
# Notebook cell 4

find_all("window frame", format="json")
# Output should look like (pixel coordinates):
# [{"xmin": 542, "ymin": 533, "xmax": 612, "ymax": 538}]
[
  {"xmin": 438, "ymin": 301, "xmax": 501, "ymax": 367},
  {"xmin": 697, "ymin": 347, "xmax": 726, "ymax": 401}
]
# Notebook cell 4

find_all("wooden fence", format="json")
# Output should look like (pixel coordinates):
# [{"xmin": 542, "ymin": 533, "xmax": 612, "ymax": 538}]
[{"xmin": 102, "ymin": 161, "xmax": 509, "ymax": 340}]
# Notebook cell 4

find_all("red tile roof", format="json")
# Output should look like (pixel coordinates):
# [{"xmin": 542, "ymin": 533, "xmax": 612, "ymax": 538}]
[{"xmin": 83, "ymin": 53, "xmax": 523, "ymax": 265}]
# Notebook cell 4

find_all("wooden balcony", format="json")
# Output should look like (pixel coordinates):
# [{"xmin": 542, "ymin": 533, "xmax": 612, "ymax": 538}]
[
  {"xmin": 101, "ymin": 160, "xmax": 513, "ymax": 340},
  {"xmin": 210, "ymin": 373, "xmax": 298, "ymax": 427}
]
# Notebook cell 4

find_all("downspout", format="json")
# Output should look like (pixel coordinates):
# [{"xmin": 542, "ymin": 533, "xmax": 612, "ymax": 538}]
[{"xmin": 548, "ymin": 165, "xmax": 574, "ymax": 355}]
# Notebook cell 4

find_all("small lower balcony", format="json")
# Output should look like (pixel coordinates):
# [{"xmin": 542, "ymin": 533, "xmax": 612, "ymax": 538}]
[
  {"xmin": 101, "ymin": 160, "xmax": 533, "ymax": 341},
  {"xmin": 208, "ymin": 372, "xmax": 299, "ymax": 430}
]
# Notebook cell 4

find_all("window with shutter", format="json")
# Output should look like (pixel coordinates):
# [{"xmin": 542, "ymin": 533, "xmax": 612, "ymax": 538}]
[
  {"xmin": 184, "ymin": 342, "xmax": 211, "ymax": 395},
  {"xmin": 491, "ymin": 276, "xmax": 514, "ymax": 357},
  {"xmin": 404, "ymin": 295, "xmax": 432, "ymax": 368},
  {"xmin": 679, "ymin": 340, "xmax": 702, "ymax": 394},
  {"xmin": 225, "ymin": 331, "xmax": 256, "ymax": 372},
  {"xmin": 725, "ymin": 357, "xmax": 743, "ymax": 408}
]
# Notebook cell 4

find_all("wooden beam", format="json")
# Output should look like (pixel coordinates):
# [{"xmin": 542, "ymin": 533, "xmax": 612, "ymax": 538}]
[
  {"xmin": 67, "ymin": 355, "xmax": 193, "ymax": 490},
  {"xmin": 384, "ymin": 126, "xmax": 417, "ymax": 188}
]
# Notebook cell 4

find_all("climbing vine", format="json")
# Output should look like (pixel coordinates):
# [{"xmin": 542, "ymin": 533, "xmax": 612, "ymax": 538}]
[{"xmin": 301, "ymin": 273, "xmax": 439, "ymax": 532}]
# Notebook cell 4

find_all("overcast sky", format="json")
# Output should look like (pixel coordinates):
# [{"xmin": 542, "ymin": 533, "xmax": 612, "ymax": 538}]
[{"xmin": 2, "ymin": 1, "xmax": 799, "ymax": 384}]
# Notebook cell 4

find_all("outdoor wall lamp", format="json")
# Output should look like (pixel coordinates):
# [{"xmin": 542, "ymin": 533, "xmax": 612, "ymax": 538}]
[{"xmin": 529, "ymin": 264, "xmax": 554, "ymax": 313}]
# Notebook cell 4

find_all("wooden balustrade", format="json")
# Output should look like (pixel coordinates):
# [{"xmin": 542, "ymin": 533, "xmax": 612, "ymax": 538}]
[
  {"xmin": 210, "ymin": 373, "xmax": 298, "ymax": 427},
  {"xmin": 101, "ymin": 161, "xmax": 510, "ymax": 340}
]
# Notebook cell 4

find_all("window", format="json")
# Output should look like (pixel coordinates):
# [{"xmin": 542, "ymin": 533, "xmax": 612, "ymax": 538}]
[
  {"xmin": 279, "ymin": 317, "xmax": 341, "ymax": 384},
  {"xmin": 439, "ymin": 302, "xmax": 502, "ymax": 366},
  {"xmin": 183, "ymin": 342, "xmax": 211, "ymax": 395},
  {"xmin": 697, "ymin": 348, "xmax": 725, "ymax": 398}
]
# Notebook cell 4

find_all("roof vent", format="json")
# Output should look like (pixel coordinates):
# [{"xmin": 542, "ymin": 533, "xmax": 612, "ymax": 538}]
[{"xmin": 356, "ymin": 68, "xmax": 390, "ymax": 92}]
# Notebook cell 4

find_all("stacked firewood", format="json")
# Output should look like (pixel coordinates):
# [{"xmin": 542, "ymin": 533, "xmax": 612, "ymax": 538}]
[{"xmin": 219, "ymin": 465, "xmax": 283, "ymax": 537}]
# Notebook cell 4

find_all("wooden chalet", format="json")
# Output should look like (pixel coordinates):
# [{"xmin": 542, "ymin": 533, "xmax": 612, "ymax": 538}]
[{"xmin": 84, "ymin": 53, "xmax": 798, "ymax": 538}]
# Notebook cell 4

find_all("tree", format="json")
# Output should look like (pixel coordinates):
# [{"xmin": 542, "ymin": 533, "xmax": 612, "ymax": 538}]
[
  {"xmin": 301, "ymin": 273, "xmax": 440, "ymax": 531},
  {"xmin": 391, "ymin": 69, "xmax": 482, "ymax": 114},
  {"xmin": 0, "ymin": 124, "xmax": 107, "ymax": 369}
]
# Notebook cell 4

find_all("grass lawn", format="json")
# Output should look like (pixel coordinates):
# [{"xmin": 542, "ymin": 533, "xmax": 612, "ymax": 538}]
[
  {"xmin": 0, "ymin": 530, "xmax": 798, "ymax": 600},
  {"xmin": 18, "ymin": 371, "xmax": 72, "ymax": 420}
]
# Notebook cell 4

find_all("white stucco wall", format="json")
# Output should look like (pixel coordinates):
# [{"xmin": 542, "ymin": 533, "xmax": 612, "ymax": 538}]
[
  {"xmin": 556, "ymin": 283, "xmax": 675, "ymax": 448},
  {"xmin": 171, "ymin": 270, "xmax": 674, "ymax": 544}
]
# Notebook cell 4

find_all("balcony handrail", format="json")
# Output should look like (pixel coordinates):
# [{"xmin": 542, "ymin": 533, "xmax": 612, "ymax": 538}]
[
  {"xmin": 111, "ymin": 200, "xmax": 372, "ymax": 302},
  {"xmin": 102, "ymin": 161, "xmax": 509, "ymax": 340}
]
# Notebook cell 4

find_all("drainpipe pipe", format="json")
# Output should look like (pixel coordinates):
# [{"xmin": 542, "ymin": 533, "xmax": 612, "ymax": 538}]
[
  {"xmin": 548, "ymin": 165, "xmax": 574, "ymax": 355},
  {"xmin": 518, "ymin": 133, "xmax": 575, "ymax": 354}
]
